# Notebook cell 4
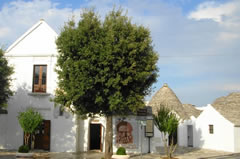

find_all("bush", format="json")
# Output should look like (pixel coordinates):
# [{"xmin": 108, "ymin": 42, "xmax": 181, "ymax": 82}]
[
  {"xmin": 18, "ymin": 145, "xmax": 29, "ymax": 153},
  {"xmin": 116, "ymin": 147, "xmax": 126, "ymax": 155}
]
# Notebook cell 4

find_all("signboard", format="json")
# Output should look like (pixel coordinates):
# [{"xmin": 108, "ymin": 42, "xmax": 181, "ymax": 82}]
[
  {"xmin": 145, "ymin": 119, "xmax": 154, "ymax": 137},
  {"xmin": 137, "ymin": 108, "xmax": 147, "ymax": 116}
]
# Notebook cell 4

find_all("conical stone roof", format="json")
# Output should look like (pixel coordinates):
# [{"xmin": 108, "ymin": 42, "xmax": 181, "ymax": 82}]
[
  {"xmin": 182, "ymin": 104, "xmax": 202, "ymax": 118},
  {"xmin": 149, "ymin": 83, "xmax": 188, "ymax": 120},
  {"xmin": 212, "ymin": 92, "xmax": 240, "ymax": 126}
]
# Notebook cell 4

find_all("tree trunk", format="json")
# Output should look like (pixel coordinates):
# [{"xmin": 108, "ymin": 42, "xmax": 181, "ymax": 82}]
[
  {"xmin": 31, "ymin": 134, "xmax": 35, "ymax": 150},
  {"xmin": 104, "ymin": 115, "xmax": 113, "ymax": 159},
  {"xmin": 25, "ymin": 133, "xmax": 30, "ymax": 147}
]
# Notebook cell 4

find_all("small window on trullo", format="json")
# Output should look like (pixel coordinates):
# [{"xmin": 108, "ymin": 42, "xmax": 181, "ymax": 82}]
[{"xmin": 209, "ymin": 125, "xmax": 214, "ymax": 134}]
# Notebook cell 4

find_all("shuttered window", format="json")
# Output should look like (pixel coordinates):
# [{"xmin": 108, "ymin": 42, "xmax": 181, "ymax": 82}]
[
  {"xmin": 209, "ymin": 125, "xmax": 214, "ymax": 134},
  {"xmin": 33, "ymin": 65, "xmax": 47, "ymax": 93}
]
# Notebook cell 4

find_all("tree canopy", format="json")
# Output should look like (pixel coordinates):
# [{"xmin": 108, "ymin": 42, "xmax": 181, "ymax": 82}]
[
  {"xmin": 0, "ymin": 48, "xmax": 13, "ymax": 108},
  {"xmin": 18, "ymin": 108, "xmax": 43, "ymax": 134},
  {"xmin": 54, "ymin": 9, "xmax": 158, "ymax": 117}
]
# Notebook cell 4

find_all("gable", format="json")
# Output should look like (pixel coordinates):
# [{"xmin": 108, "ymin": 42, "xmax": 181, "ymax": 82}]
[
  {"xmin": 6, "ymin": 20, "xmax": 58, "ymax": 57},
  {"xmin": 197, "ymin": 104, "xmax": 233, "ymax": 126},
  {"xmin": 212, "ymin": 92, "xmax": 240, "ymax": 126}
]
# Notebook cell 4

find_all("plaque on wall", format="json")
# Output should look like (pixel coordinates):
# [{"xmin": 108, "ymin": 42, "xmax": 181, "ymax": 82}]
[{"xmin": 145, "ymin": 119, "xmax": 154, "ymax": 137}]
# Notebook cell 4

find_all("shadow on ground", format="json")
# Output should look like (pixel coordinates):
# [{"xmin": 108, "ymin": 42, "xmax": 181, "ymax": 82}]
[
  {"xmin": 1, "ymin": 148, "xmax": 240, "ymax": 159},
  {"xmin": 200, "ymin": 153, "xmax": 240, "ymax": 159}
]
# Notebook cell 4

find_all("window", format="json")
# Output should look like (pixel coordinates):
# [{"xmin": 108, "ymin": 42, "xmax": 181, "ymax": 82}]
[
  {"xmin": 209, "ymin": 125, "xmax": 214, "ymax": 134},
  {"xmin": 33, "ymin": 65, "xmax": 47, "ymax": 93}
]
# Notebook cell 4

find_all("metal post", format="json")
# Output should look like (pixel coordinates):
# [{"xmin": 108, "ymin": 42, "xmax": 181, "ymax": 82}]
[
  {"xmin": 141, "ymin": 124, "xmax": 143, "ymax": 159},
  {"xmin": 148, "ymin": 137, "xmax": 150, "ymax": 153}
]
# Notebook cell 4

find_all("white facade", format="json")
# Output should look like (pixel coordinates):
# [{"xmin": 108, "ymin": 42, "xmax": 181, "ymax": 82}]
[
  {"xmin": 178, "ymin": 117, "xmax": 196, "ymax": 147},
  {"xmin": 194, "ymin": 104, "xmax": 238, "ymax": 152},
  {"xmin": 234, "ymin": 126, "xmax": 240, "ymax": 152},
  {"xmin": 0, "ymin": 20, "xmax": 77, "ymax": 152}
]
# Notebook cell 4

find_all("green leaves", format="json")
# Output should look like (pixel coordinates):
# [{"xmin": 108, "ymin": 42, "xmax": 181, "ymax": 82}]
[
  {"xmin": 0, "ymin": 48, "xmax": 13, "ymax": 108},
  {"xmin": 153, "ymin": 106, "xmax": 179, "ymax": 135},
  {"xmin": 18, "ymin": 108, "xmax": 43, "ymax": 134},
  {"xmin": 55, "ymin": 8, "xmax": 158, "ymax": 116}
]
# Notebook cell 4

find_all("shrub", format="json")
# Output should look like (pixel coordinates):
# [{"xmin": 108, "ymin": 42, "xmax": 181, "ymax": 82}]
[
  {"xmin": 18, "ymin": 145, "xmax": 29, "ymax": 153},
  {"xmin": 116, "ymin": 147, "xmax": 126, "ymax": 155},
  {"xmin": 18, "ymin": 108, "xmax": 43, "ymax": 147}
]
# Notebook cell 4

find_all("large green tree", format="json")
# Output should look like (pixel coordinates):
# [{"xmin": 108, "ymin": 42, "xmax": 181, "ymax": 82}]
[
  {"xmin": 55, "ymin": 9, "xmax": 158, "ymax": 159},
  {"xmin": 0, "ymin": 48, "xmax": 13, "ymax": 109}
]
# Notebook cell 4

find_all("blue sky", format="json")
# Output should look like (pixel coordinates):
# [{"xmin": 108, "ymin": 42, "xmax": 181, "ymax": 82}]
[{"xmin": 0, "ymin": 0, "xmax": 240, "ymax": 106}]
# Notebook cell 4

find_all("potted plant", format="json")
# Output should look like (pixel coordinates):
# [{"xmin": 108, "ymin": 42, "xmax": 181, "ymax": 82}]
[
  {"xmin": 16, "ymin": 145, "xmax": 33, "ymax": 158},
  {"xmin": 16, "ymin": 108, "xmax": 43, "ymax": 158},
  {"xmin": 112, "ymin": 147, "xmax": 130, "ymax": 159}
]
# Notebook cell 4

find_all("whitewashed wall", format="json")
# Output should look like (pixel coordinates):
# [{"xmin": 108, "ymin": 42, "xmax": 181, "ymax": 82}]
[
  {"xmin": 152, "ymin": 125, "xmax": 164, "ymax": 152},
  {"xmin": 113, "ymin": 116, "xmax": 140, "ymax": 153},
  {"xmin": 3, "ymin": 56, "xmax": 77, "ymax": 152},
  {"xmin": 112, "ymin": 116, "xmax": 164, "ymax": 154},
  {"xmin": 0, "ymin": 114, "xmax": 8, "ymax": 148},
  {"xmin": 76, "ymin": 116, "xmax": 106, "ymax": 152},
  {"xmin": 195, "ymin": 104, "xmax": 235, "ymax": 152},
  {"xmin": 178, "ymin": 117, "xmax": 196, "ymax": 147},
  {"xmin": 234, "ymin": 126, "xmax": 240, "ymax": 152},
  {"xmin": 0, "ymin": 20, "xmax": 77, "ymax": 152}
]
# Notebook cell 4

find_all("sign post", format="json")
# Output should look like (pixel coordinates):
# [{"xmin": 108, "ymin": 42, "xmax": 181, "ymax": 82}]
[
  {"xmin": 145, "ymin": 117, "xmax": 154, "ymax": 153},
  {"xmin": 136, "ymin": 106, "xmax": 154, "ymax": 156}
]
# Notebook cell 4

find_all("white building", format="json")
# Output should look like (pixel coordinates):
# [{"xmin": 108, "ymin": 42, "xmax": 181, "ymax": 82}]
[
  {"xmin": 194, "ymin": 93, "xmax": 240, "ymax": 153},
  {"xmin": 149, "ymin": 84, "xmax": 240, "ymax": 153},
  {"xmin": 0, "ymin": 19, "xmax": 161, "ymax": 153},
  {"xmin": 0, "ymin": 19, "xmax": 78, "ymax": 152},
  {"xmin": 148, "ymin": 83, "xmax": 202, "ymax": 149}
]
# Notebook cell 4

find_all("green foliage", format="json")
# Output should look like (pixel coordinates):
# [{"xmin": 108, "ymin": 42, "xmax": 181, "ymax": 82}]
[
  {"xmin": 18, "ymin": 145, "xmax": 29, "ymax": 153},
  {"xmin": 18, "ymin": 108, "xmax": 43, "ymax": 134},
  {"xmin": 54, "ymin": 8, "xmax": 158, "ymax": 117},
  {"xmin": 0, "ymin": 48, "xmax": 13, "ymax": 108},
  {"xmin": 153, "ymin": 106, "xmax": 179, "ymax": 136},
  {"xmin": 153, "ymin": 106, "xmax": 179, "ymax": 158},
  {"xmin": 116, "ymin": 147, "xmax": 126, "ymax": 155}
]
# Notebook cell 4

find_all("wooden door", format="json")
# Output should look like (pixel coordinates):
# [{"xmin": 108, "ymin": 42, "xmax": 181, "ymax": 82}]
[{"xmin": 35, "ymin": 120, "xmax": 51, "ymax": 150}]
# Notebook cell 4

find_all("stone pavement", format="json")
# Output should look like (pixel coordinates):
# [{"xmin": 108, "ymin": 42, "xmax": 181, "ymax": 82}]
[{"xmin": 0, "ymin": 147, "xmax": 240, "ymax": 159}]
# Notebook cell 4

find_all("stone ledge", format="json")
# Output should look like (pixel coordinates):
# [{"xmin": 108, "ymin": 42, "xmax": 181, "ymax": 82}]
[
  {"xmin": 16, "ymin": 152, "xmax": 34, "ymax": 158},
  {"xmin": 28, "ymin": 92, "xmax": 51, "ymax": 96}
]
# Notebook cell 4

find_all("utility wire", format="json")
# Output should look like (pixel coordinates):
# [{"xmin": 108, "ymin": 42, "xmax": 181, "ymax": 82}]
[{"xmin": 159, "ymin": 54, "xmax": 239, "ymax": 58}]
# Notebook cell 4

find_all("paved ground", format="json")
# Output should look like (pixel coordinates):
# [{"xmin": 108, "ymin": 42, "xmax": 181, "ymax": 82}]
[{"xmin": 1, "ymin": 147, "xmax": 240, "ymax": 159}]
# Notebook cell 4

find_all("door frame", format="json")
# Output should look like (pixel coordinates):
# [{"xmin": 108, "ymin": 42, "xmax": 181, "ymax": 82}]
[
  {"xmin": 89, "ymin": 123, "xmax": 102, "ymax": 152},
  {"xmin": 187, "ymin": 125, "xmax": 193, "ymax": 147}
]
